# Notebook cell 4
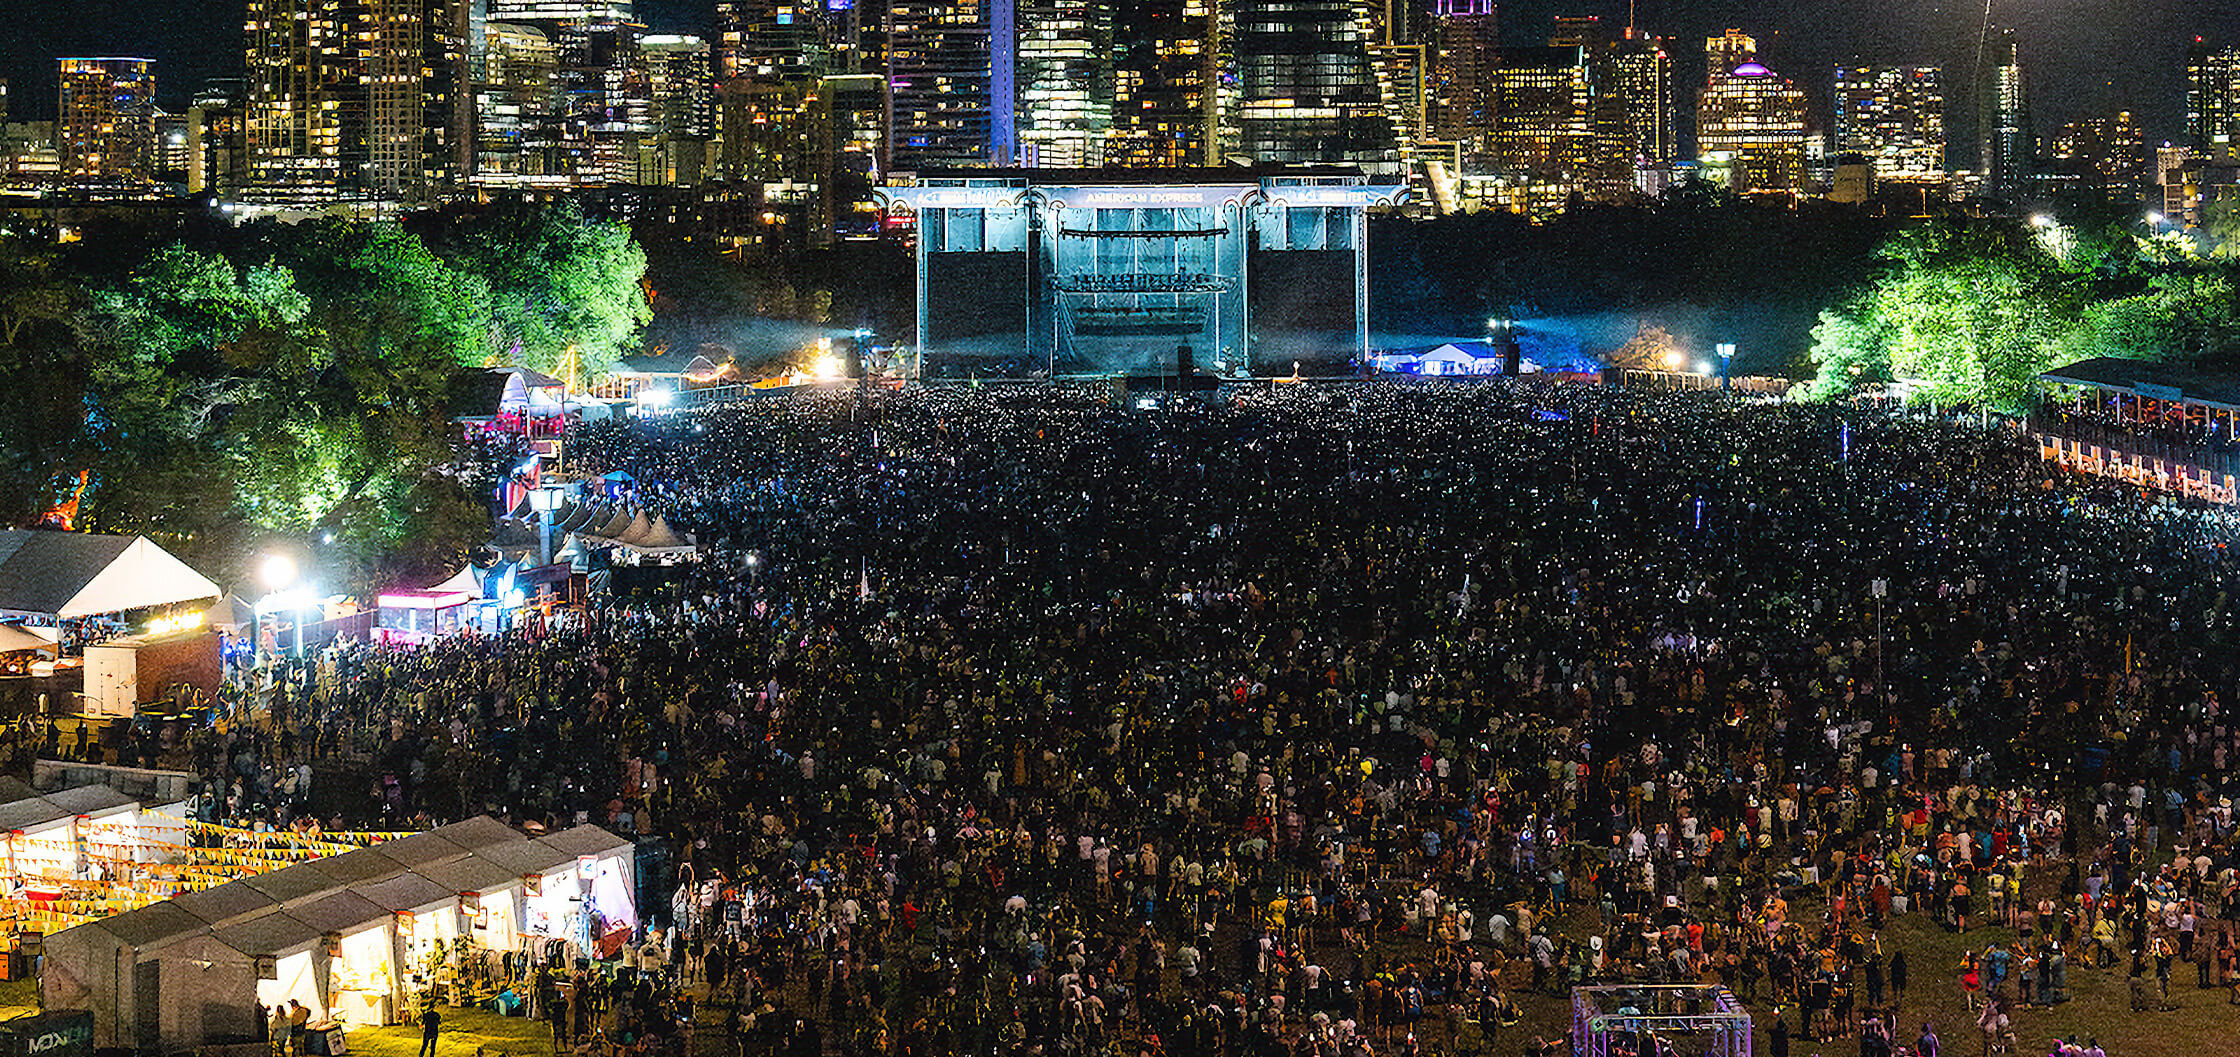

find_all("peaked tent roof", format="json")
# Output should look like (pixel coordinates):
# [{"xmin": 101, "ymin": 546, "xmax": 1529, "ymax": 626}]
[
  {"xmin": 0, "ymin": 532, "xmax": 222, "ymax": 620},
  {"xmin": 0, "ymin": 625, "xmax": 55, "ymax": 653},
  {"xmin": 428, "ymin": 566, "xmax": 483, "ymax": 598},
  {"xmin": 211, "ymin": 594, "xmax": 257, "ymax": 631}
]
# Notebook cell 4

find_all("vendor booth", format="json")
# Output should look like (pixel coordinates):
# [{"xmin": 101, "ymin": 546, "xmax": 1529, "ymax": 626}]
[
  {"xmin": 43, "ymin": 823, "xmax": 632, "ymax": 1051},
  {"xmin": 371, "ymin": 590, "xmax": 474, "ymax": 646},
  {"xmin": 81, "ymin": 627, "xmax": 221, "ymax": 718}
]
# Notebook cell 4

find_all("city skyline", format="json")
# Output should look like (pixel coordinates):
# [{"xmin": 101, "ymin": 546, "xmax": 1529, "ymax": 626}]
[{"xmin": 1, "ymin": 0, "xmax": 2236, "ymax": 169}]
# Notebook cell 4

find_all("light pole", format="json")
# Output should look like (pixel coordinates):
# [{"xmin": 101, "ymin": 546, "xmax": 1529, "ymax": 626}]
[
  {"xmin": 258, "ymin": 553, "xmax": 295, "ymax": 662},
  {"xmin": 528, "ymin": 485, "xmax": 564, "ymax": 568},
  {"xmin": 1717, "ymin": 343, "xmax": 1736, "ymax": 391}
]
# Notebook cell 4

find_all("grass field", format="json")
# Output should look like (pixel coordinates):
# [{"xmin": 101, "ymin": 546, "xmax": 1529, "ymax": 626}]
[
  {"xmin": 347, "ymin": 1008, "xmax": 563, "ymax": 1057},
  {"xmin": 1490, "ymin": 901, "xmax": 2238, "ymax": 1057}
]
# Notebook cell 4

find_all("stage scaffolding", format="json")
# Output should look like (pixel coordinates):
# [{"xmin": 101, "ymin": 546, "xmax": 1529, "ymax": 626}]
[{"xmin": 1571, "ymin": 984, "xmax": 1754, "ymax": 1057}]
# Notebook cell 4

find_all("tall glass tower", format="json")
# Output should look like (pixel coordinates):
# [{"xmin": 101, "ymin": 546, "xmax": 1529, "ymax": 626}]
[
  {"xmin": 1979, "ymin": 26, "xmax": 2031, "ymax": 200},
  {"xmin": 1014, "ymin": 0, "xmax": 1114, "ymax": 167},
  {"xmin": 1233, "ymin": 0, "xmax": 1401, "ymax": 175}
]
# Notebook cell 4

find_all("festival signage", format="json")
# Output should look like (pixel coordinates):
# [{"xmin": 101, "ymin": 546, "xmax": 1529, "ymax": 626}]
[{"xmin": 0, "ymin": 1010, "xmax": 93, "ymax": 1057}]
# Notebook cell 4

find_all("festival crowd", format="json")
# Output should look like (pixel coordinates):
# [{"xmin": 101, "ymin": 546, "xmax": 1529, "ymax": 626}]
[{"xmin": 59, "ymin": 383, "xmax": 2240, "ymax": 1057}]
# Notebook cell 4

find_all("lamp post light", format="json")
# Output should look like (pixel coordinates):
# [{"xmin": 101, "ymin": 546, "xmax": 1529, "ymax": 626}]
[
  {"xmin": 1716, "ymin": 343, "xmax": 1736, "ymax": 390},
  {"xmin": 257, "ymin": 554, "xmax": 295, "ymax": 662},
  {"xmin": 528, "ymin": 485, "xmax": 564, "ymax": 568}
]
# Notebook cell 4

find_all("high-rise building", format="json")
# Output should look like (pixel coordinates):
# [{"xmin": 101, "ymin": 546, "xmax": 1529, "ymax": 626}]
[
  {"xmin": 1425, "ymin": 0, "xmax": 1495, "ymax": 151},
  {"xmin": 1697, "ymin": 52, "xmax": 1809, "ymax": 194},
  {"xmin": 245, "ymin": 0, "xmax": 347, "ymax": 196},
  {"xmin": 57, "ymin": 58, "xmax": 158, "ymax": 187},
  {"xmin": 809, "ymin": 73, "xmax": 886, "ymax": 239},
  {"xmin": 1547, "ymin": 18, "xmax": 1673, "ymax": 195},
  {"xmin": 715, "ymin": 1, "xmax": 830, "ymax": 81},
  {"xmin": 188, "ymin": 78, "xmax": 250, "ymax": 195},
  {"xmin": 1483, "ymin": 45, "xmax": 1594, "ymax": 207},
  {"xmin": 1232, "ymin": 0, "xmax": 1401, "ymax": 174},
  {"xmin": 556, "ymin": 18, "xmax": 653, "ymax": 184},
  {"xmin": 1366, "ymin": 0, "xmax": 1429, "ymax": 156},
  {"xmin": 2187, "ymin": 39, "xmax": 2240, "ymax": 163},
  {"xmin": 886, "ymin": 0, "xmax": 996, "ymax": 169},
  {"xmin": 244, "ymin": 0, "xmax": 471, "ymax": 201},
  {"xmin": 363, "ymin": 0, "xmax": 427, "ymax": 198},
  {"xmin": 1832, "ymin": 64, "xmax": 1944, "ymax": 181},
  {"xmin": 1107, "ymin": 0, "xmax": 1219, "ymax": 167},
  {"xmin": 1705, "ymin": 29, "xmax": 1755, "ymax": 81},
  {"xmin": 1979, "ymin": 26, "xmax": 2030, "ymax": 200},
  {"xmin": 1013, "ymin": 0, "xmax": 1114, "ymax": 167},
  {"xmin": 720, "ymin": 76, "xmax": 813, "ymax": 180},
  {"xmin": 476, "ymin": 21, "xmax": 560, "ymax": 184},
  {"xmin": 642, "ymin": 34, "xmax": 714, "ymax": 184},
  {"xmin": 2050, "ymin": 111, "xmax": 2148, "ymax": 190}
]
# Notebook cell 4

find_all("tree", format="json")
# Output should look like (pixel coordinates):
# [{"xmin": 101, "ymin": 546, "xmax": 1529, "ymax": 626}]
[
  {"xmin": 1804, "ymin": 308, "xmax": 1891, "ymax": 400},
  {"xmin": 0, "ymin": 238, "xmax": 93, "ymax": 523},
  {"xmin": 1804, "ymin": 221, "xmax": 2080, "ymax": 410},
  {"xmin": 1604, "ymin": 323, "xmax": 1685, "ymax": 371},
  {"xmin": 452, "ymin": 202, "xmax": 650, "ymax": 380}
]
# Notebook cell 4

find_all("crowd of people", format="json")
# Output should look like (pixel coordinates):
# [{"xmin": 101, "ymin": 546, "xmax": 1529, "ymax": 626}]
[{"xmin": 81, "ymin": 382, "xmax": 2240, "ymax": 1056}]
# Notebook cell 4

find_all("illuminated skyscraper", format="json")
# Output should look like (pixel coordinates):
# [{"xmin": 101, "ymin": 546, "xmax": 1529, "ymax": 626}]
[
  {"xmin": 2050, "ymin": 111, "xmax": 2148, "ymax": 190},
  {"xmin": 1425, "ymin": 0, "xmax": 1495, "ymax": 150},
  {"xmin": 556, "ymin": 18, "xmax": 653, "ymax": 184},
  {"xmin": 1012, "ymin": 0, "xmax": 1113, "ymax": 166},
  {"xmin": 1547, "ymin": 18, "xmax": 1672, "ymax": 194},
  {"xmin": 887, "ymin": 0, "xmax": 997, "ymax": 168},
  {"xmin": 1233, "ymin": 0, "xmax": 1401, "ymax": 175},
  {"xmin": 244, "ymin": 0, "xmax": 470, "ymax": 200},
  {"xmin": 2187, "ymin": 39, "xmax": 2240, "ymax": 163},
  {"xmin": 810, "ymin": 73, "xmax": 886, "ymax": 239},
  {"xmin": 1979, "ymin": 26, "xmax": 2030, "ymax": 200},
  {"xmin": 715, "ymin": 1, "xmax": 831, "ymax": 81},
  {"xmin": 1108, "ymin": 0, "xmax": 1219, "ymax": 167},
  {"xmin": 1366, "ymin": 0, "xmax": 1430, "ymax": 156},
  {"xmin": 1484, "ymin": 45, "xmax": 1594, "ymax": 206},
  {"xmin": 245, "ymin": 0, "xmax": 347, "ymax": 194},
  {"xmin": 1607, "ymin": 31, "xmax": 1673, "ymax": 172},
  {"xmin": 1832, "ymin": 64, "xmax": 1944, "ymax": 181},
  {"xmin": 643, "ymin": 34, "xmax": 714, "ymax": 184},
  {"xmin": 476, "ymin": 21, "xmax": 559, "ymax": 184},
  {"xmin": 57, "ymin": 57, "xmax": 157, "ymax": 186},
  {"xmin": 188, "ymin": 78, "xmax": 250, "ymax": 195},
  {"xmin": 1697, "ymin": 52, "xmax": 1809, "ymax": 194}
]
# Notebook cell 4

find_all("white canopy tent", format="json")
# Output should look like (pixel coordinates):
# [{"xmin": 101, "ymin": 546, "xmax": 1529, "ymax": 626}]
[
  {"xmin": 0, "ymin": 624, "xmax": 59, "ymax": 655},
  {"xmin": 428, "ymin": 566, "xmax": 484, "ymax": 599},
  {"xmin": 0, "ymin": 531, "xmax": 222, "ymax": 621}
]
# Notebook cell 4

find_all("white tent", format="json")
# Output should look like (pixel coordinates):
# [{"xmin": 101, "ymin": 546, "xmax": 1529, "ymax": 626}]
[
  {"xmin": 0, "ymin": 624, "xmax": 58, "ymax": 654},
  {"xmin": 428, "ymin": 565, "xmax": 484, "ymax": 599},
  {"xmin": 0, "ymin": 531, "xmax": 223, "ymax": 621}
]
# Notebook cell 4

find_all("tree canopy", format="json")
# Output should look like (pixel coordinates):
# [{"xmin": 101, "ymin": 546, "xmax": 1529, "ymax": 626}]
[{"xmin": 0, "ymin": 213, "xmax": 650, "ymax": 590}]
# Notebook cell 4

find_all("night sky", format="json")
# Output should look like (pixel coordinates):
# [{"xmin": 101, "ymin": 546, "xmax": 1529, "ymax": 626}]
[{"xmin": 1, "ymin": 0, "xmax": 2234, "ymax": 170}]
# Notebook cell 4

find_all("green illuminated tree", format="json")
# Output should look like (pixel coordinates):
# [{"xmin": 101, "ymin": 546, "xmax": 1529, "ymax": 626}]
[
  {"xmin": 451, "ymin": 201, "xmax": 650, "ymax": 380},
  {"xmin": 1805, "ymin": 221, "xmax": 2081, "ymax": 410}
]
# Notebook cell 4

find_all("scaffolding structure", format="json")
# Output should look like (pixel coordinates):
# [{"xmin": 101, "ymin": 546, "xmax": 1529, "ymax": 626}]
[{"xmin": 1571, "ymin": 984, "xmax": 1754, "ymax": 1057}]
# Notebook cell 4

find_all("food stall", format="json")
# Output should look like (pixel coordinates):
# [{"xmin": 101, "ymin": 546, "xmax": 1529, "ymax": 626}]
[{"xmin": 372, "ymin": 591, "xmax": 474, "ymax": 647}]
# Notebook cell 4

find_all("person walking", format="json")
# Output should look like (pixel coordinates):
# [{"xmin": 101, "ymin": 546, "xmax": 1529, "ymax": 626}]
[{"xmin": 419, "ymin": 1005, "xmax": 442, "ymax": 1057}]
